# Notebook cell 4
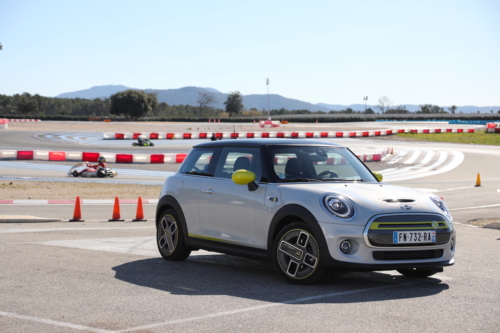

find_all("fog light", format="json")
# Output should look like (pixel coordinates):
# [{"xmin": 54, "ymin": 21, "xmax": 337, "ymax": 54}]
[
  {"xmin": 340, "ymin": 240, "xmax": 352, "ymax": 254},
  {"xmin": 450, "ymin": 238, "xmax": 455, "ymax": 251}
]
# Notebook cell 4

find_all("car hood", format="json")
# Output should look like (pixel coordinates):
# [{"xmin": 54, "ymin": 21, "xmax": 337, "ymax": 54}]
[{"xmin": 278, "ymin": 182, "xmax": 449, "ymax": 225}]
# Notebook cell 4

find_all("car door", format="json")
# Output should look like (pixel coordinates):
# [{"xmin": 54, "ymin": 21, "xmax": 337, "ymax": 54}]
[
  {"xmin": 176, "ymin": 148, "xmax": 218, "ymax": 236},
  {"xmin": 197, "ymin": 147, "xmax": 267, "ymax": 249}
]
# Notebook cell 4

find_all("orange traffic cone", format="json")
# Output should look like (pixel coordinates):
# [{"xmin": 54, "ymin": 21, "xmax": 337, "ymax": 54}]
[
  {"xmin": 108, "ymin": 197, "xmax": 124, "ymax": 221},
  {"xmin": 475, "ymin": 173, "xmax": 482, "ymax": 187},
  {"xmin": 132, "ymin": 197, "xmax": 147, "ymax": 222},
  {"xmin": 69, "ymin": 196, "xmax": 84, "ymax": 222}
]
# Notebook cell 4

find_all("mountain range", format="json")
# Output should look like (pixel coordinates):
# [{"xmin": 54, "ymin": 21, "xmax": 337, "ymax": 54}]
[{"xmin": 56, "ymin": 85, "xmax": 499, "ymax": 114}]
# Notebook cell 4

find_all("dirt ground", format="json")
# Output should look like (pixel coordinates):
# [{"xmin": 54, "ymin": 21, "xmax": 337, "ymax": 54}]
[{"xmin": 0, "ymin": 181, "xmax": 162, "ymax": 200}]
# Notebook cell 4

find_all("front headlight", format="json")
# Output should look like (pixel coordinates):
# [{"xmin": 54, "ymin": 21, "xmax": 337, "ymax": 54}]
[
  {"xmin": 322, "ymin": 193, "xmax": 355, "ymax": 218},
  {"xmin": 429, "ymin": 195, "xmax": 450, "ymax": 216}
]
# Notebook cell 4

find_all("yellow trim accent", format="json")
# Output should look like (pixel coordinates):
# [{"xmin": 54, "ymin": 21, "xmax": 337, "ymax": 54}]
[
  {"xmin": 370, "ymin": 221, "xmax": 449, "ymax": 230},
  {"xmin": 187, "ymin": 233, "xmax": 262, "ymax": 248},
  {"xmin": 373, "ymin": 171, "xmax": 383, "ymax": 182}
]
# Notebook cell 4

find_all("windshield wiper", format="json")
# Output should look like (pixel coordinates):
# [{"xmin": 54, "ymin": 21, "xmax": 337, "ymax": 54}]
[
  {"xmin": 280, "ymin": 178, "xmax": 316, "ymax": 182},
  {"xmin": 186, "ymin": 171, "xmax": 211, "ymax": 176},
  {"xmin": 320, "ymin": 178, "xmax": 368, "ymax": 182}
]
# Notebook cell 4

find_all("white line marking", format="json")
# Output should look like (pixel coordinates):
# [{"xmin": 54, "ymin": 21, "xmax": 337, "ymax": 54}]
[
  {"xmin": 403, "ymin": 150, "xmax": 421, "ymax": 164},
  {"xmin": 449, "ymin": 204, "xmax": 500, "ymax": 211},
  {"xmin": 454, "ymin": 222, "xmax": 479, "ymax": 228},
  {"xmin": 0, "ymin": 227, "xmax": 154, "ymax": 234},
  {"xmin": 0, "ymin": 311, "xmax": 113, "ymax": 333},
  {"xmin": 35, "ymin": 237, "xmax": 223, "ymax": 258},
  {"xmin": 388, "ymin": 151, "xmax": 464, "ymax": 182},
  {"xmin": 118, "ymin": 285, "xmax": 397, "ymax": 332},
  {"xmin": 387, "ymin": 151, "xmax": 407, "ymax": 164},
  {"xmin": 433, "ymin": 186, "xmax": 475, "ymax": 192}
]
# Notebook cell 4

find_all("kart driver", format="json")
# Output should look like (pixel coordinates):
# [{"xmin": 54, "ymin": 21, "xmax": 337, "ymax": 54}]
[
  {"xmin": 138, "ymin": 135, "xmax": 144, "ymax": 146},
  {"xmin": 80, "ymin": 156, "xmax": 106, "ymax": 175}
]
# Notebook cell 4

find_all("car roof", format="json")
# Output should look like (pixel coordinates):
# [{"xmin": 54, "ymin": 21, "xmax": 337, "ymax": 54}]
[{"xmin": 193, "ymin": 139, "xmax": 344, "ymax": 148}]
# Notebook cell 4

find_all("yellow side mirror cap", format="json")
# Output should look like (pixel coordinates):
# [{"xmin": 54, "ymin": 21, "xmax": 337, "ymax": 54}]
[
  {"xmin": 232, "ymin": 169, "xmax": 256, "ymax": 185},
  {"xmin": 373, "ymin": 171, "xmax": 383, "ymax": 182}
]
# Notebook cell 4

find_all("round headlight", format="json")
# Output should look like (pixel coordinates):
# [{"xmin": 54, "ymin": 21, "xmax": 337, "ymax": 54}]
[
  {"xmin": 429, "ymin": 195, "xmax": 450, "ymax": 216},
  {"xmin": 323, "ymin": 194, "xmax": 355, "ymax": 218}
]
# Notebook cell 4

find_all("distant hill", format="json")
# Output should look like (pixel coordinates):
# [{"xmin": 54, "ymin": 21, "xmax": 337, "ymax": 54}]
[
  {"xmin": 57, "ymin": 85, "xmax": 499, "ymax": 114},
  {"xmin": 57, "ymin": 85, "xmax": 136, "ymax": 99}
]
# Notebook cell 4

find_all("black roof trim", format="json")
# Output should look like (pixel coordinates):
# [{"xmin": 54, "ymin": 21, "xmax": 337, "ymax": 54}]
[{"xmin": 193, "ymin": 139, "xmax": 344, "ymax": 148}]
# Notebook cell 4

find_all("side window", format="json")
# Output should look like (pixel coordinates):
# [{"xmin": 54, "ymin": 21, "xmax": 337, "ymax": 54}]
[
  {"xmin": 214, "ymin": 147, "xmax": 262, "ymax": 181},
  {"xmin": 178, "ymin": 148, "xmax": 216, "ymax": 176}
]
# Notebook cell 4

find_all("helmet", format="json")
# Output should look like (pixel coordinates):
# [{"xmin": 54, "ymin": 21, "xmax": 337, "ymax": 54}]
[{"xmin": 99, "ymin": 156, "xmax": 106, "ymax": 163}]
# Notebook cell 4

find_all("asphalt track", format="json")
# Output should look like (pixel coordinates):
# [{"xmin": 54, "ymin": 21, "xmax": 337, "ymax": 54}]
[{"xmin": 1, "ymin": 121, "xmax": 500, "ymax": 332}]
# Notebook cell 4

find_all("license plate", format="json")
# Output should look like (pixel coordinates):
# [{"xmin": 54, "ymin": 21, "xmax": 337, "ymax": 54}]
[{"xmin": 393, "ymin": 231, "xmax": 436, "ymax": 244}]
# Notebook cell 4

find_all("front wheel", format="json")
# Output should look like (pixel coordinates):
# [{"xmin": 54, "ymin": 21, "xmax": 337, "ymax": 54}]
[
  {"xmin": 273, "ymin": 222, "xmax": 327, "ymax": 284},
  {"xmin": 157, "ymin": 209, "xmax": 191, "ymax": 261}
]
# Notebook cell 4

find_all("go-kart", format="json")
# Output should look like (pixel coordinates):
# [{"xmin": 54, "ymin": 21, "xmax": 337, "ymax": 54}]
[
  {"xmin": 132, "ymin": 139, "xmax": 154, "ymax": 146},
  {"xmin": 68, "ymin": 162, "xmax": 118, "ymax": 178}
]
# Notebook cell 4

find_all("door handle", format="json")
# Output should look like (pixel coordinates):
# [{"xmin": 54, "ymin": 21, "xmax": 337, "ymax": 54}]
[{"xmin": 202, "ymin": 189, "xmax": 215, "ymax": 194}]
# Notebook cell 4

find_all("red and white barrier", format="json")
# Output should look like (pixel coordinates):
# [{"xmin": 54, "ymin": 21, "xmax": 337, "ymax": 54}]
[
  {"xmin": 0, "ymin": 146, "xmax": 392, "ymax": 164},
  {"xmin": 7, "ymin": 119, "xmax": 41, "ymax": 122},
  {"xmin": 0, "ymin": 150, "xmax": 189, "ymax": 164},
  {"xmin": 0, "ymin": 119, "xmax": 8, "ymax": 130},
  {"xmin": 486, "ymin": 123, "xmax": 500, "ymax": 133},
  {"xmin": 103, "ymin": 128, "xmax": 474, "ymax": 140}
]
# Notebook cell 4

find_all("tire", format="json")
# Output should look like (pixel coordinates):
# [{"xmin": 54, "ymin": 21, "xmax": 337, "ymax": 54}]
[
  {"xmin": 150, "ymin": 142, "xmax": 154, "ymax": 146},
  {"xmin": 132, "ymin": 143, "xmax": 138, "ymax": 146},
  {"xmin": 72, "ymin": 170, "xmax": 79, "ymax": 177},
  {"xmin": 397, "ymin": 268, "xmax": 440, "ymax": 278},
  {"xmin": 96, "ymin": 169, "xmax": 105, "ymax": 178},
  {"xmin": 157, "ymin": 209, "xmax": 191, "ymax": 261},
  {"xmin": 273, "ymin": 222, "xmax": 327, "ymax": 284}
]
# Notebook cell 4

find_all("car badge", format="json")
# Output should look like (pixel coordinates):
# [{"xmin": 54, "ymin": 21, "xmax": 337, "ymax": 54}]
[
  {"xmin": 295, "ymin": 250, "xmax": 302, "ymax": 258},
  {"xmin": 432, "ymin": 221, "xmax": 439, "ymax": 229},
  {"xmin": 401, "ymin": 205, "xmax": 412, "ymax": 210}
]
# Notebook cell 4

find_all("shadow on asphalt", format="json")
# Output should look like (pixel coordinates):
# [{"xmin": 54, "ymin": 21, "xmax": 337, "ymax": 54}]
[{"xmin": 112, "ymin": 256, "xmax": 449, "ymax": 304}]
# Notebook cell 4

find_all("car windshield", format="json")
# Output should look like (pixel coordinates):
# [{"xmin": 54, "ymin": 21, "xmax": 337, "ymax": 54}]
[{"xmin": 268, "ymin": 146, "xmax": 377, "ymax": 183}]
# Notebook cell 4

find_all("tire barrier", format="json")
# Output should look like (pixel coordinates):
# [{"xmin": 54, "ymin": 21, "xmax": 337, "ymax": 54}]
[
  {"xmin": 0, "ymin": 147, "xmax": 392, "ymax": 164},
  {"xmin": 103, "ymin": 128, "xmax": 475, "ymax": 140},
  {"xmin": 486, "ymin": 123, "xmax": 500, "ymax": 133}
]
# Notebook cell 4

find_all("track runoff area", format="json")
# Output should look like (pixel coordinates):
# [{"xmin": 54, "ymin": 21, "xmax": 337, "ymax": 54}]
[{"xmin": 1, "ymin": 121, "xmax": 500, "ymax": 332}]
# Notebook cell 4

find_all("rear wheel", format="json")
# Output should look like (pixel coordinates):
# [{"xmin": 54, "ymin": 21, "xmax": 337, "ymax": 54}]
[
  {"xmin": 157, "ymin": 209, "xmax": 191, "ymax": 261},
  {"xmin": 397, "ymin": 268, "xmax": 440, "ymax": 278},
  {"xmin": 273, "ymin": 222, "xmax": 327, "ymax": 284}
]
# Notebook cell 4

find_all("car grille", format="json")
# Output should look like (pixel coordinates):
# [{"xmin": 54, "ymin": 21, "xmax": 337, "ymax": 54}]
[
  {"xmin": 365, "ymin": 214, "xmax": 451, "ymax": 248},
  {"xmin": 373, "ymin": 250, "xmax": 444, "ymax": 260}
]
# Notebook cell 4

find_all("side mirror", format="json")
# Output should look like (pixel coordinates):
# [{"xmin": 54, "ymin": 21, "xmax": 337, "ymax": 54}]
[
  {"xmin": 232, "ymin": 169, "xmax": 259, "ymax": 191},
  {"xmin": 373, "ymin": 171, "xmax": 383, "ymax": 182}
]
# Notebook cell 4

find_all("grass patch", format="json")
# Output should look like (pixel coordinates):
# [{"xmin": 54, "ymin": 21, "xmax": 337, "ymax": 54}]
[{"xmin": 397, "ymin": 131, "xmax": 500, "ymax": 145}]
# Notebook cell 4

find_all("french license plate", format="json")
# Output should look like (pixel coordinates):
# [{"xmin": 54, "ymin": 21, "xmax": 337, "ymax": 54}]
[{"xmin": 393, "ymin": 231, "xmax": 436, "ymax": 244}]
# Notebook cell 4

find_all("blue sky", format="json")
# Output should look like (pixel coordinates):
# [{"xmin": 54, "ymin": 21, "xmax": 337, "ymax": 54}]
[{"xmin": 0, "ymin": 0, "xmax": 499, "ymax": 106}]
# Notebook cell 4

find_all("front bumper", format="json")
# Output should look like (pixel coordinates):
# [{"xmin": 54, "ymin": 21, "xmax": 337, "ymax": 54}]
[{"xmin": 318, "ymin": 214, "xmax": 456, "ymax": 271}]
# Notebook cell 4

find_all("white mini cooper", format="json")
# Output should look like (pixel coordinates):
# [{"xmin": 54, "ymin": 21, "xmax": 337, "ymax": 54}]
[{"xmin": 156, "ymin": 139, "xmax": 455, "ymax": 284}]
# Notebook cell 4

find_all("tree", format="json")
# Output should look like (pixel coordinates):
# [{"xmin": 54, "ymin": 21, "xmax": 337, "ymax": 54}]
[
  {"xmin": 196, "ymin": 92, "xmax": 216, "ymax": 117},
  {"xmin": 224, "ymin": 91, "xmax": 243, "ymax": 117},
  {"xmin": 364, "ymin": 107, "xmax": 375, "ymax": 114},
  {"xmin": 17, "ymin": 92, "xmax": 38, "ymax": 115},
  {"xmin": 110, "ymin": 90, "xmax": 157, "ymax": 119},
  {"xmin": 419, "ymin": 104, "xmax": 445, "ymax": 114},
  {"xmin": 448, "ymin": 105, "xmax": 457, "ymax": 114},
  {"xmin": 376, "ymin": 96, "xmax": 393, "ymax": 114}
]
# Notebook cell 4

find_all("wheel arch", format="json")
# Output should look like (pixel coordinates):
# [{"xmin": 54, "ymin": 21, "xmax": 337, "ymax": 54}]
[
  {"xmin": 156, "ymin": 195, "xmax": 189, "ymax": 238},
  {"xmin": 267, "ymin": 204, "xmax": 328, "ymax": 251}
]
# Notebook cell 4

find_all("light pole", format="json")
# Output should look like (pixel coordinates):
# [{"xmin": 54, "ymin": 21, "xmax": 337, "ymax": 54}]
[
  {"xmin": 266, "ymin": 77, "xmax": 270, "ymax": 120},
  {"xmin": 363, "ymin": 96, "xmax": 368, "ymax": 112}
]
